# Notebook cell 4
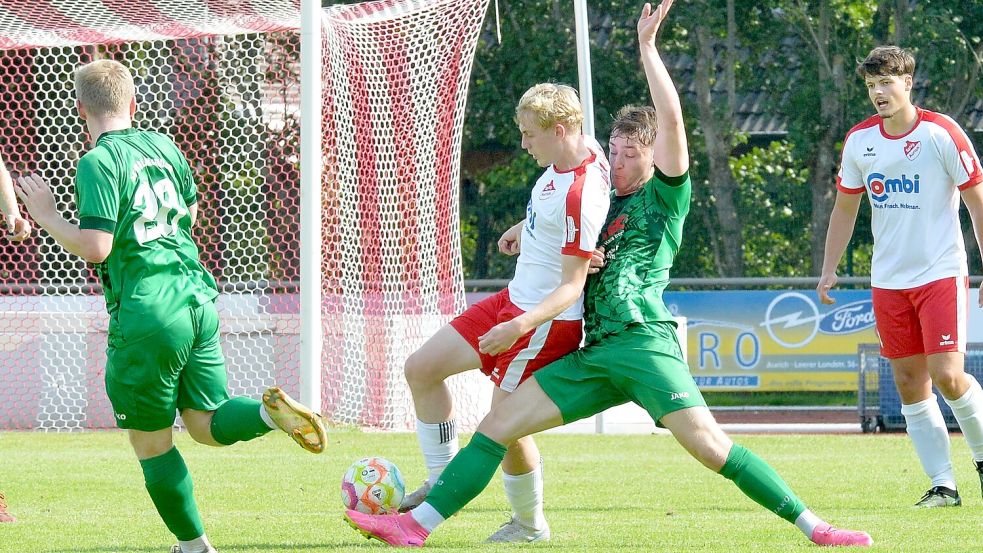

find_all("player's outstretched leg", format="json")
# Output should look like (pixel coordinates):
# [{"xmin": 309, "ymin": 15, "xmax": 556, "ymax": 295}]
[
  {"xmin": 262, "ymin": 386, "xmax": 327, "ymax": 453},
  {"xmin": 661, "ymin": 408, "xmax": 872, "ymax": 547},
  {"xmin": 0, "ymin": 491, "xmax": 15, "ymax": 523},
  {"xmin": 344, "ymin": 510, "xmax": 429, "ymax": 547},
  {"xmin": 718, "ymin": 444, "xmax": 873, "ymax": 547}
]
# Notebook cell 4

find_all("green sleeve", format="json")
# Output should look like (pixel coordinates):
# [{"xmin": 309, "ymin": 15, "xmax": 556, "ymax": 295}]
[
  {"xmin": 648, "ymin": 168, "xmax": 691, "ymax": 217},
  {"xmin": 75, "ymin": 150, "xmax": 119, "ymax": 233}
]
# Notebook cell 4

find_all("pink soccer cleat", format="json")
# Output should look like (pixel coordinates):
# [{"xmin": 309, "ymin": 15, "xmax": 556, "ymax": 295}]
[
  {"xmin": 344, "ymin": 509, "xmax": 429, "ymax": 547},
  {"xmin": 810, "ymin": 523, "xmax": 873, "ymax": 547}
]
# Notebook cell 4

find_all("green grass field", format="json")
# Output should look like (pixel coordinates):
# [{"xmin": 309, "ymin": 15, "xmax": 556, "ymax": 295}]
[{"xmin": 1, "ymin": 430, "xmax": 980, "ymax": 552}]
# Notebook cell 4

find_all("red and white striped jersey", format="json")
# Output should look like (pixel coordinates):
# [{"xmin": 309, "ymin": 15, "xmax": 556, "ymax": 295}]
[
  {"xmin": 837, "ymin": 108, "xmax": 983, "ymax": 289},
  {"xmin": 508, "ymin": 136, "xmax": 610, "ymax": 320}
]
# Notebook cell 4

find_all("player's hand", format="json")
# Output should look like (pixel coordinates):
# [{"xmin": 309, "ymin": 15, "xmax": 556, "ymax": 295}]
[
  {"xmin": 817, "ymin": 273, "xmax": 837, "ymax": 305},
  {"xmin": 478, "ymin": 319, "xmax": 524, "ymax": 356},
  {"xmin": 14, "ymin": 174, "xmax": 57, "ymax": 221},
  {"xmin": 638, "ymin": 0, "xmax": 674, "ymax": 47},
  {"xmin": 588, "ymin": 246, "xmax": 605, "ymax": 274},
  {"xmin": 5, "ymin": 214, "xmax": 31, "ymax": 241},
  {"xmin": 497, "ymin": 223, "xmax": 522, "ymax": 256}
]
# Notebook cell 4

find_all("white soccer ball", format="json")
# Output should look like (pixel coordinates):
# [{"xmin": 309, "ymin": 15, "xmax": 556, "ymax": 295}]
[{"xmin": 341, "ymin": 456, "xmax": 406, "ymax": 514}]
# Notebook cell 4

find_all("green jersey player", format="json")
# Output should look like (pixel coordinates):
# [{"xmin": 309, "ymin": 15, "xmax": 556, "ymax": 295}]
[
  {"xmin": 344, "ymin": 2, "xmax": 872, "ymax": 548},
  {"xmin": 15, "ymin": 59, "xmax": 326, "ymax": 553}
]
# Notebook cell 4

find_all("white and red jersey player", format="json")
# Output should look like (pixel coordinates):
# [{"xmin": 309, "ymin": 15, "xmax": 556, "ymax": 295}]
[
  {"xmin": 509, "ymin": 135, "xmax": 611, "ymax": 320},
  {"xmin": 837, "ymin": 107, "xmax": 983, "ymax": 356},
  {"xmin": 451, "ymin": 136, "xmax": 609, "ymax": 391},
  {"xmin": 838, "ymin": 108, "xmax": 983, "ymax": 289}
]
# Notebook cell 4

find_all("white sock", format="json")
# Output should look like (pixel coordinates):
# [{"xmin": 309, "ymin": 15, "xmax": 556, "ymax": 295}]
[
  {"xmin": 502, "ymin": 459, "xmax": 546, "ymax": 530},
  {"xmin": 944, "ymin": 374, "xmax": 983, "ymax": 461},
  {"xmin": 901, "ymin": 395, "xmax": 956, "ymax": 490},
  {"xmin": 259, "ymin": 403, "xmax": 276, "ymax": 430},
  {"xmin": 410, "ymin": 502, "xmax": 445, "ymax": 532},
  {"xmin": 794, "ymin": 509, "xmax": 823, "ymax": 539},
  {"xmin": 416, "ymin": 419, "xmax": 458, "ymax": 485},
  {"xmin": 178, "ymin": 535, "xmax": 212, "ymax": 553}
]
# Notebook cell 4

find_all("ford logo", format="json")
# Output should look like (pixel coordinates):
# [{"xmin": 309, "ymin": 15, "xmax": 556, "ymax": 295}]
[{"xmin": 818, "ymin": 300, "xmax": 876, "ymax": 334}]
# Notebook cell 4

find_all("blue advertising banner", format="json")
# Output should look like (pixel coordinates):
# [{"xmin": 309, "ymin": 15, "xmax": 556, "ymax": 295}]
[{"xmin": 664, "ymin": 289, "xmax": 877, "ymax": 391}]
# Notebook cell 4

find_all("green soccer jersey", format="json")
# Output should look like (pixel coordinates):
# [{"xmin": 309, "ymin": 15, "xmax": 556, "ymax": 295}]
[
  {"xmin": 75, "ymin": 128, "xmax": 218, "ymax": 342},
  {"xmin": 583, "ymin": 169, "xmax": 690, "ymax": 345}
]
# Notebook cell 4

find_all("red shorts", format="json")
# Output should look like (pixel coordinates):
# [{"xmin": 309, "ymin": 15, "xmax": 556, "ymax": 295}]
[
  {"xmin": 450, "ymin": 288, "xmax": 583, "ymax": 392},
  {"xmin": 872, "ymin": 276, "xmax": 968, "ymax": 359}
]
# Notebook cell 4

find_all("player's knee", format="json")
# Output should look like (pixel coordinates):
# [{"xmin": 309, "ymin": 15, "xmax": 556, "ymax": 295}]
[
  {"xmin": 181, "ymin": 410, "xmax": 221, "ymax": 446},
  {"xmin": 933, "ymin": 371, "xmax": 968, "ymax": 400},
  {"xmin": 893, "ymin": 370, "xmax": 927, "ymax": 397},
  {"xmin": 403, "ymin": 350, "xmax": 441, "ymax": 388},
  {"xmin": 476, "ymin": 410, "xmax": 519, "ymax": 446}
]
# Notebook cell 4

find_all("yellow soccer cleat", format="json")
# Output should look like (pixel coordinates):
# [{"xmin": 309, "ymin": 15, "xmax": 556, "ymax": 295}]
[
  {"xmin": 0, "ymin": 491, "xmax": 15, "ymax": 523},
  {"xmin": 262, "ymin": 386, "xmax": 327, "ymax": 454}
]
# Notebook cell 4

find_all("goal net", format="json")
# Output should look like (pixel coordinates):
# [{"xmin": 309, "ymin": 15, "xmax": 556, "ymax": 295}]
[{"xmin": 0, "ymin": 0, "xmax": 490, "ymax": 431}]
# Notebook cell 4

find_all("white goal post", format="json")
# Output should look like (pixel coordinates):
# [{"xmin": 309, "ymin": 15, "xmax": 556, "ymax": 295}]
[{"xmin": 0, "ymin": 0, "xmax": 492, "ymax": 432}]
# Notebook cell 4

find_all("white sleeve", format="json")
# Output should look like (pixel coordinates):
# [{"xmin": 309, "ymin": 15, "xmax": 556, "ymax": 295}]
[
  {"xmin": 836, "ymin": 133, "xmax": 865, "ymax": 193},
  {"xmin": 935, "ymin": 115, "xmax": 983, "ymax": 190}
]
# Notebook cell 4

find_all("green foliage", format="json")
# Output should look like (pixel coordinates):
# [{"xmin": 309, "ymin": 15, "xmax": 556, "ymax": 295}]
[
  {"xmin": 732, "ymin": 141, "xmax": 812, "ymax": 276},
  {"xmin": 462, "ymin": 0, "xmax": 983, "ymax": 279}
]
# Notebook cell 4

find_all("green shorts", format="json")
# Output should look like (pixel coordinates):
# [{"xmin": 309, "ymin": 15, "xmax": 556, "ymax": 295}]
[
  {"xmin": 105, "ymin": 301, "xmax": 229, "ymax": 431},
  {"xmin": 534, "ymin": 320, "xmax": 706, "ymax": 426}
]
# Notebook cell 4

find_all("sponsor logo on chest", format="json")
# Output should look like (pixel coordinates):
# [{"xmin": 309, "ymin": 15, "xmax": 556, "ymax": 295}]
[{"xmin": 539, "ymin": 180, "xmax": 557, "ymax": 200}]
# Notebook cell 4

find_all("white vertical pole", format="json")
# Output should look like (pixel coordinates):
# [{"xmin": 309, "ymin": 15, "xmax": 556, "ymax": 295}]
[
  {"xmin": 299, "ymin": 0, "xmax": 323, "ymax": 412},
  {"xmin": 574, "ymin": 0, "xmax": 595, "ymax": 139},
  {"xmin": 574, "ymin": 0, "xmax": 602, "ymax": 433}
]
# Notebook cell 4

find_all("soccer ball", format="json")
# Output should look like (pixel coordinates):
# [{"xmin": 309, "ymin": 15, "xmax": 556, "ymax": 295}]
[{"xmin": 341, "ymin": 456, "xmax": 406, "ymax": 514}]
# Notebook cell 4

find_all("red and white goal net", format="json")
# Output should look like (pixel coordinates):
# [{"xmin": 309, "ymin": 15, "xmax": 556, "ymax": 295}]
[{"xmin": 0, "ymin": 0, "xmax": 490, "ymax": 431}]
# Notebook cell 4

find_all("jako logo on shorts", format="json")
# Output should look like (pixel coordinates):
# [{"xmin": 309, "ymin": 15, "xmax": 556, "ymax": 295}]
[{"xmin": 867, "ymin": 172, "xmax": 920, "ymax": 203}]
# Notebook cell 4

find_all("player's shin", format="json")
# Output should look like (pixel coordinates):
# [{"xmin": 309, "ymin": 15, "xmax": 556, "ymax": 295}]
[
  {"xmin": 209, "ymin": 397, "xmax": 272, "ymax": 445},
  {"xmin": 140, "ymin": 447, "xmax": 205, "ymax": 541},
  {"xmin": 719, "ymin": 444, "xmax": 805, "ymax": 524},
  {"xmin": 423, "ymin": 432, "xmax": 507, "ymax": 522},
  {"xmin": 417, "ymin": 418, "xmax": 458, "ymax": 484},
  {"xmin": 943, "ymin": 374, "xmax": 983, "ymax": 463},
  {"xmin": 901, "ymin": 396, "xmax": 956, "ymax": 490}
]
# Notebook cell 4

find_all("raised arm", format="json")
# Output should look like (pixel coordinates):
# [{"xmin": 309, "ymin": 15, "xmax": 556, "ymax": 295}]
[{"xmin": 638, "ymin": 1, "xmax": 687, "ymax": 176}]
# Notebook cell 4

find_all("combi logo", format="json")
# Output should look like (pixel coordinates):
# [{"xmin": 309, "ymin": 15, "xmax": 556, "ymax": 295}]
[{"xmin": 867, "ymin": 172, "xmax": 920, "ymax": 203}]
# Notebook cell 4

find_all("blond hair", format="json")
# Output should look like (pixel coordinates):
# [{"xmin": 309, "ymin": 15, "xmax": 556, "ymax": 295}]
[
  {"xmin": 74, "ymin": 59, "xmax": 135, "ymax": 117},
  {"xmin": 514, "ymin": 83, "xmax": 584, "ymax": 131}
]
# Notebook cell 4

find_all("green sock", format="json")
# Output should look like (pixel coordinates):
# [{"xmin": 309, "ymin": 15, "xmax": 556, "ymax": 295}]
[
  {"xmin": 140, "ymin": 447, "xmax": 204, "ymax": 541},
  {"xmin": 719, "ymin": 444, "xmax": 806, "ymax": 524},
  {"xmin": 426, "ymin": 432, "xmax": 507, "ymax": 518},
  {"xmin": 209, "ymin": 396, "xmax": 271, "ymax": 445}
]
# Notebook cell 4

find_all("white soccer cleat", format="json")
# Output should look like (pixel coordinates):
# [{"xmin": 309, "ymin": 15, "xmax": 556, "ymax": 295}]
[
  {"xmin": 169, "ymin": 546, "xmax": 218, "ymax": 553},
  {"xmin": 484, "ymin": 516, "xmax": 551, "ymax": 543},
  {"xmin": 262, "ymin": 386, "xmax": 327, "ymax": 454},
  {"xmin": 399, "ymin": 480, "xmax": 432, "ymax": 512}
]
